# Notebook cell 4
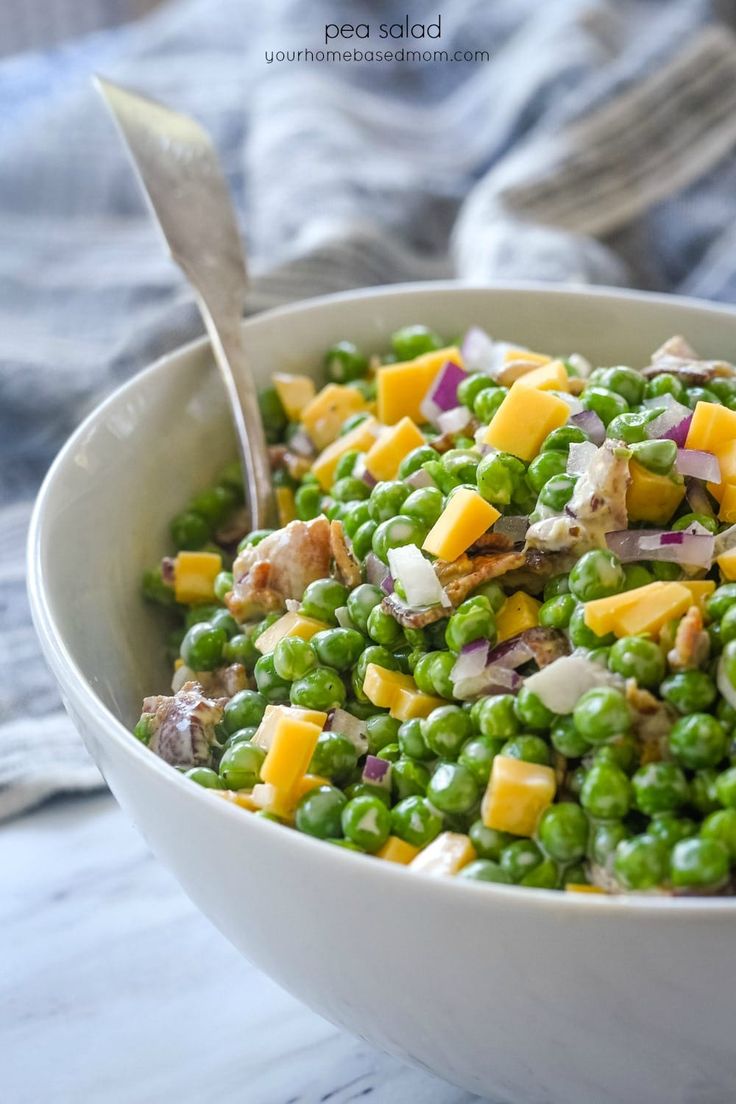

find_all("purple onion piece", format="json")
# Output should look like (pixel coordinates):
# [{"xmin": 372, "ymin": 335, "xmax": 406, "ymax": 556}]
[
  {"xmin": 571, "ymin": 409, "xmax": 605, "ymax": 446},
  {"xmin": 362, "ymin": 755, "xmax": 391, "ymax": 788},
  {"xmin": 365, "ymin": 552, "xmax": 389, "ymax": 587},
  {"xmin": 485, "ymin": 636, "xmax": 535, "ymax": 669},
  {"xmin": 380, "ymin": 574, "xmax": 394, "ymax": 595},
  {"xmin": 675, "ymin": 448, "xmax": 720, "ymax": 483}
]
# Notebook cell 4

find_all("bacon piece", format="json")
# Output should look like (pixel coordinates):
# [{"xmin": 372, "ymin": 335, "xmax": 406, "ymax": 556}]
[
  {"xmin": 330, "ymin": 519, "xmax": 361, "ymax": 588},
  {"xmin": 142, "ymin": 681, "xmax": 225, "ymax": 767},
  {"xmin": 667, "ymin": 605, "xmax": 710, "ymax": 672},
  {"xmin": 228, "ymin": 517, "xmax": 331, "ymax": 620}
]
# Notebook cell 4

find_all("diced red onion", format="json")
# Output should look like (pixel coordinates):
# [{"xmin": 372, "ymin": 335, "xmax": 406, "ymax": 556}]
[
  {"xmin": 675, "ymin": 448, "xmax": 720, "ymax": 483},
  {"xmin": 436, "ymin": 405, "xmax": 472, "ymax": 436},
  {"xmin": 362, "ymin": 755, "xmax": 391, "ymax": 788},
  {"xmin": 451, "ymin": 636, "xmax": 533, "ymax": 700},
  {"xmin": 460, "ymin": 327, "xmax": 495, "ymax": 373},
  {"xmin": 571, "ymin": 409, "xmax": 605, "ymax": 446},
  {"xmin": 325, "ymin": 707, "xmax": 368, "ymax": 754},
  {"xmin": 646, "ymin": 402, "xmax": 693, "ymax": 447},
  {"xmin": 360, "ymin": 466, "xmax": 378, "ymax": 488},
  {"xmin": 485, "ymin": 635, "xmax": 535, "ymax": 669},
  {"xmin": 387, "ymin": 544, "xmax": 450, "ymax": 609},
  {"xmin": 450, "ymin": 639, "xmax": 491, "ymax": 684},
  {"xmin": 493, "ymin": 515, "xmax": 529, "ymax": 543},
  {"xmin": 606, "ymin": 528, "xmax": 714, "ymax": 568},
  {"xmin": 567, "ymin": 441, "xmax": 598, "ymax": 476},
  {"xmin": 365, "ymin": 552, "xmax": 389, "ymax": 587},
  {"xmin": 419, "ymin": 361, "xmax": 466, "ymax": 426},
  {"xmin": 685, "ymin": 477, "xmax": 716, "ymax": 519},
  {"xmin": 453, "ymin": 664, "xmax": 523, "ymax": 701},
  {"xmin": 405, "ymin": 467, "xmax": 437, "ymax": 490},
  {"xmin": 380, "ymin": 574, "xmax": 394, "ymax": 595}
]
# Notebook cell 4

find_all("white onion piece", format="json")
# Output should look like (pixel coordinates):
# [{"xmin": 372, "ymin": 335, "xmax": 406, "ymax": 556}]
[
  {"xmin": 405, "ymin": 467, "xmax": 436, "ymax": 490},
  {"xmin": 335, "ymin": 605, "xmax": 352, "ymax": 629},
  {"xmin": 364, "ymin": 552, "xmax": 389, "ymax": 587},
  {"xmin": 556, "ymin": 392, "xmax": 584, "ymax": 416},
  {"xmin": 524, "ymin": 655, "xmax": 623, "ymax": 715},
  {"xmin": 450, "ymin": 639, "xmax": 490, "ymax": 684},
  {"xmin": 646, "ymin": 401, "xmax": 693, "ymax": 446},
  {"xmin": 566, "ymin": 353, "xmax": 592, "ymax": 378},
  {"xmin": 461, "ymin": 326, "xmax": 496, "ymax": 373},
  {"xmin": 171, "ymin": 664, "xmax": 195, "ymax": 692},
  {"xmin": 567, "ymin": 441, "xmax": 599, "ymax": 476},
  {"xmin": 326, "ymin": 707, "xmax": 368, "ymax": 754},
  {"xmin": 285, "ymin": 597, "xmax": 301, "ymax": 613},
  {"xmin": 718, "ymin": 655, "xmax": 736, "ymax": 711},
  {"xmin": 436, "ymin": 405, "xmax": 472, "ymax": 436},
  {"xmin": 715, "ymin": 523, "xmax": 736, "ymax": 558},
  {"xmin": 675, "ymin": 448, "xmax": 720, "ymax": 483},
  {"xmin": 387, "ymin": 545, "xmax": 450, "ymax": 608}
]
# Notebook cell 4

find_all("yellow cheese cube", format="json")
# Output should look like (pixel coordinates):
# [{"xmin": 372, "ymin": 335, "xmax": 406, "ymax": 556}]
[
  {"xmin": 275, "ymin": 486, "xmax": 297, "ymax": 526},
  {"xmin": 261, "ymin": 715, "xmax": 322, "ymax": 793},
  {"xmin": 495, "ymin": 591, "xmax": 541, "ymax": 642},
  {"xmin": 216, "ymin": 790, "xmax": 260, "ymax": 812},
  {"xmin": 626, "ymin": 460, "xmax": 686, "ymax": 525},
  {"xmin": 377, "ymin": 346, "xmax": 464, "ymax": 425},
  {"xmin": 376, "ymin": 836, "xmax": 421, "ymax": 865},
  {"xmin": 565, "ymin": 884, "xmax": 606, "ymax": 895},
  {"xmin": 252, "ymin": 704, "xmax": 328, "ymax": 750},
  {"xmin": 482, "ymin": 384, "xmax": 570, "ymax": 461},
  {"xmin": 301, "ymin": 384, "xmax": 367, "ymax": 450},
  {"xmin": 391, "ymin": 687, "xmax": 446, "ymax": 721},
  {"xmin": 311, "ymin": 416, "xmax": 380, "ymax": 490},
  {"xmin": 365, "ymin": 417, "xmax": 425, "ymax": 481},
  {"xmin": 503, "ymin": 347, "xmax": 552, "ymax": 368},
  {"xmin": 422, "ymin": 488, "xmax": 500, "ymax": 562},
  {"xmin": 255, "ymin": 610, "xmax": 329, "ymax": 654},
  {"xmin": 583, "ymin": 586, "xmax": 652, "ymax": 636},
  {"xmin": 250, "ymin": 782, "xmax": 295, "ymax": 820},
  {"xmin": 680, "ymin": 579, "xmax": 716, "ymax": 610},
  {"xmin": 685, "ymin": 401, "xmax": 736, "ymax": 454},
  {"xmin": 273, "ymin": 372, "xmax": 316, "ymax": 421},
  {"xmin": 720, "ymin": 484, "xmax": 736, "ymax": 524},
  {"xmin": 174, "ymin": 550, "xmax": 223, "ymax": 605},
  {"xmin": 612, "ymin": 581, "xmax": 692, "ymax": 637},
  {"xmin": 481, "ymin": 756, "xmax": 557, "ymax": 837},
  {"xmin": 717, "ymin": 548, "xmax": 736, "ymax": 581},
  {"xmin": 363, "ymin": 664, "xmax": 416, "ymax": 710},
  {"xmin": 292, "ymin": 773, "xmax": 331, "ymax": 800},
  {"xmin": 408, "ymin": 832, "xmax": 476, "ymax": 876},
  {"xmin": 706, "ymin": 439, "xmax": 734, "ymax": 503},
  {"xmin": 513, "ymin": 359, "xmax": 570, "ymax": 393}
]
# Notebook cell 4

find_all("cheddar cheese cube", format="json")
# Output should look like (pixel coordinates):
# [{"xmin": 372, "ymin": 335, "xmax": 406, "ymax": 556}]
[
  {"xmin": 261, "ymin": 715, "xmax": 322, "ymax": 793},
  {"xmin": 301, "ymin": 384, "xmax": 367, "ymax": 450},
  {"xmin": 292, "ymin": 773, "xmax": 331, "ymax": 800},
  {"xmin": 273, "ymin": 372, "xmax": 316, "ymax": 421},
  {"xmin": 275, "ymin": 485, "xmax": 297, "ymax": 526},
  {"xmin": 626, "ymin": 460, "xmax": 685, "ymax": 525},
  {"xmin": 612, "ymin": 581, "xmax": 692, "ymax": 637},
  {"xmin": 706, "ymin": 439, "xmax": 734, "ymax": 503},
  {"xmin": 174, "ymin": 550, "xmax": 223, "ymax": 605},
  {"xmin": 365, "ymin": 417, "xmax": 425, "ymax": 481},
  {"xmin": 481, "ymin": 756, "xmax": 556, "ymax": 837},
  {"xmin": 685, "ymin": 400, "xmax": 736, "ymax": 454},
  {"xmin": 422, "ymin": 488, "xmax": 500, "ymax": 562},
  {"xmin": 408, "ymin": 832, "xmax": 476, "ymax": 876},
  {"xmin": 720, "ymin": 484, "xmax": 736, "ymax": 524},
  {"xmin": 253, "ymin": 704, "xmax": 328, "ymax": 750},
  {"xmin": 481, "ymin": 384, "xmax": 569, "ymax": 461},
  {"xmin": 495, "ymin": 591, "xmax": 541, "ymax": 642},
  {"xmin": 565, "ymin": 884, "xmax": 606, "ymax": 895},
  {"xmin": 217, "ymin": 790, "xmax": 260, "ymax": 812},
  {"xmin": 376, "ymin": 836, "xmax": 421, "ymax": 865},
  {"xmin": 311, "ymin": 416, "xmax": 380, "ymax": 490},
  {"xmin": 377, "ymin": 346, "xmax": 464, "ymax": 425},
  {"xmin": 503, "ymin": 347, "xmax": 552, "ymax": 368},
  {"xmin": 363, "ymin": 663, "xmax": 416, "ymax": 710},
  {"xmin": 583, "ymin": 586, "xmax": 652, "ymax": 637},
  {"xmin": 717, "ymin": 548, "xmax": 736, "ymax": 581},
  {"xmin": 255, "ymin": 610, "xmax": 329, "ymax": 654},
  {"xmin": 680, "ymin": 579, "xmax": 716, "ymax": 610},
  {"xmin": 391, "ymin": 687, "xmax": 447, "ymax": 721},
  {"xmin": 513, "ymin": 359, "xmax": 570, "ymax": 393}
]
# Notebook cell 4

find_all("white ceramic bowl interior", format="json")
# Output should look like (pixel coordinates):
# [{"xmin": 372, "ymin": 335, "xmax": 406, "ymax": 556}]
[{"xmin": 29, "ymin": 284, "xmax": 736, "ymax": 1104}]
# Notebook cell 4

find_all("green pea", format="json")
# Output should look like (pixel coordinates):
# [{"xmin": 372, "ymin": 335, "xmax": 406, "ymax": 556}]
[
  {"xmin": 342, "ymin": 500, "xmax": 371, "ymax": 538},
  {"xmin": 301, "ymin": 578, "xmax": 349, "ymax": 623},
  {"xmin": 219, "ymin": 741, "xmax": 265, "ymax": 790},
  {"xmin": 500, "ymin": 840, "xmax": 544, "ymax": 883},
  {"xmin": 686, "ymin": 386, "xmax": 720, "ymax": 409},
  {"xmin": 291, "ymin": 666, "xmax": 346, "ymax": 712},
  {"xmin": 457, "ymin": 859, "xmax": 511, "ymax": 884},
  {"xmin": 332, "ymin": 451, "xmax": 358, "ymax": 481},
  {"xmin": 473, "ymin": 386, "xmax": 507, "ymax": 423},
  {"xmin": 366, "ymin": 713, "xmax": 401, "ymax": 755},
  {"xmin": 332, "ymin": 476, "xmax": 370, "ymax": 503},
  {"xmin": 424, "ymin": 704, "xmax": 473, "ymax": 759},
  {"xmin": 581, "ymin": 386, "xmax": 629, "ymax": 426},
  {"xmin": 457, "ymin": 371, "xmax": 495, "ymax": 409},
  {"xmin": 629, "ymin": 438, "xmax": 677, "ymax": 476},
  {"xmin": 648, "ymin": 813, "xmax": 698, "ymax": 848},
  {"xmin": 258, "ymin": 387, "xmax": 287, "ymax": 442},
  {"xmin": 340, "ymin": 794, "xmax": 391, "ymax": 852},
  {"xmin": 469, "ymin": 584, "xmax": 506, "ymax": 616},
  {"xmin": 538, "ymin": 593, "xmax": 576, "ymax": 630},
  {"xmin": 372, "ymin": 515, "xmax": 425, "ymax": 560},
  {"xmin": 569, "ymin": 550, "xmax": 625, "ymax": 603},
  {"xmin": 344, "ymin": 782, "xmax": 391, "ymax": 807},
  {"xmin": 660, "ymin": 670, "xmax": 716, "ymax": 714},
  {"xmin": 587, "ymin": 646, "xmax": 611, "ymax": 667},
  {"xmin": 402, "ymin": 486, "xmax": 444, "ymax": 529},
  {"xmin": 398, "ymin": 445, "xmax": 439, "ymax": 479},
  {"xmin": 541, "ymin": 426, "xmax": 589, "ymax": 453},
  {"xmin": 717, "ymin": 697, "xmax": 736, "ymax": 727},
  {"xmin": 390, "ymin": 795, "xmax": 442, "ymax": 846},
  {"xmin": 721, "ymin": 609, "xmax": 736, "ymax": 650},
  {"xmin": 708, "ymin": 378, "xmax": 736, "ymax": 404},
  {"xmin": 171, "ymin": 510, "xmax": 210, "ymax": 550},
  {"xmin": 514, "ymin": 686, "xmax": 555, "ymax": 731},
  {"xmin": 213, "ymin": 571, "xmax": 234, "ymax": 604},
  {"xmin": 184, "ymin": 604, "xmax": 221, "ymax": 630},
  {"xmin": 397, "ymin": 718, "xmax": 432, "ymax": 760},
  {"xmin": 272, "ymin": 636, "xmax": 318, "ymax": 681},
  {"xmin": 672, "ymin": 511, "xmax": 718, "ymax": 535},
  {"xmin": 190, "ymin": 484, "xmax": 237, "ymax": 528},
  {"xmin": 347, "ymin": 584, "xmax": 383, "ymax": 633},
  {"xmin": 607, "ymin": 409, "xmax": 661, "ymax": 445},
  {"xmin": 221, "ymin": 726, "xmax": 258, "ymax": 752},
  {"xmin": 597, "ymin": 366, "xmax": 645, "ymax": 407},
  {"xmin": 181, "ymin": 622, "xmax": 226, "ymax": 672},
  {"xmin": 325, "ymin": 340, "xmax": 368, "ymax": 383},
  {"xmin": 458, "ymin": 735, "xmax": 505, "ymax": 785},
  {"xmin": 573, "ymin": 687, "xmax": 631, "ymax": 744},
  {"xmin": 701, "ymin": 808, "xmax": 736, "ymax": 861},
  {"xmin": 223, "ymin": 690, "xmax": 268, "ymax": 734},
  {"xmin": 669, "ymin": 713, "xmax": 727, "ymax": 771},
  {"xmin": 715, "ymin": 766, "xmax": 736, "ymax": 809},
  {"xmin": 209, "ymin": 608, "xmax": 239, "ymax": 639},
  {"xmin": 366, "ymin": 606, "xmax": 403, "ymax": 649},
  {"xmin": 445, "ymin": 596, "xmax": 496, "ymax": 654},
  {"xmin": 352, "ymin": 519, "xmax": 378, "ymax": 560},
  {"xmin": 254, "ymin": 653, "xmax": 292, "ymax": 702},
  {"xmin": 347, "ymin": 379, "xmax": 375, "ymax": 402},
  {"xmin": 477, "ymin": 694, "xmax": 520, "ymax": 739},
  {"xmin": 526, "ymin": 449, "xmax": 568, "ymax": 493},
  {"xmin": 570, "ymin": 605, "xmax": 615, "ymax": 650},
  {"xmin": 391, "ymin": 758, "xmax": 431, "ymax": 800},
  {"xmin": 500, "ymin": 734, "xmax": 551, "ymax": 766},
  {"xmin": 427, "ymin": 761, "xmax": 479, "ymax": 815},
  {"xmin": 391, "ymin": 324, "xmax": 443, "ymax": 361},
  {"xmin": 141, "ymin": 566, "xmax": 176, "ymax": 608},
  {"xmin": 691, "ymin": 768, "xmax": 721, "ymax": 816},
  {"xmin": 671, "ymin": 837, "xmax": 729, "ymax": 890},
  {"xmin": 621, "ymin": 564, "xmax": 655, "ymax": 593},
  {"xmin": 185, "ymin": 766, "xmax": 223, "ymax": 789},
  {"xmin": 589, "ymin": 820, "xmax": 631, "ymax": 866},
  {"xmin": 608, "ymin": 636, "xmax": 664, "ymax": 689},
  {"xmin": 538, "ymin": 475, "xmax": 576, "ymax": 513},
  {"xmin": 468, "ymin": 820, "xmax": 514, "ymax": 861},
  {"xmin": 550, "ymin": 716, "xmax": 588, "ymax": 758},
  {"xmin": 309, "ymin": 731, "xmax": 357, "ymax": 783},
  {"xmin": 295, "ymin": 785, "xmax": 347, "ymax": 838},
  {"xmin": 592, "ymin": 732, "xmax": 639, "ymax": 775},
  {"xmin": 369, "ymin": 480, "xmax": 410, "ymax": 523},
  {"xmin": 423, "ymin": 651, "xmax": 456, "ymax": 699},
  {"xmin": 312, "ymin": 628, "xmax": 366, "ymax": 671},
  {"xmin": 521, "ymin": 857, "xmax": 561, "ymax": 889},
  {"xmin": 650, "ymin": 561, "xmax": 681, "ymax": 582},
  {"xmin": 543, "ymin": 573, "xmax": 570, "ymax": 600},
  {"xmin": 632, "ymin": 762, "xmax": 688, "ymax": 815},
  {"xmin": 223, "ymin": 632, "xmax": 259, "ymax": 668},
  {"xmin": 614, "ymin": 834, "xmax": 669, "ymax": 890},
  {"xmin": 476, "ymin": 451, "xmax": 526, "ymax": 506},
  {"xmin": 645, "ymin": 373, "xmax": 686, "ymax": 403},
  {"xmin": 422, "ymin": 459, "xmax": 459, "ymax": 495},
  {"xmin": 580, "ymin": 762, "xmax": 632, "ymax": 819}
]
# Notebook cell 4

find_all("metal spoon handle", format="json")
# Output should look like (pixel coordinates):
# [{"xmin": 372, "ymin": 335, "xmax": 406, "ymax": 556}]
[{"xmin": 94, "ymin": 76, "xmax": 274, "ymax": 530}]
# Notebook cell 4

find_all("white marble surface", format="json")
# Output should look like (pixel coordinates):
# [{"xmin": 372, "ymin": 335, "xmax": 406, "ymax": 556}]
[{"xmin": 3, "ymin": 793, "xmax": 482, "ymax": 1104}]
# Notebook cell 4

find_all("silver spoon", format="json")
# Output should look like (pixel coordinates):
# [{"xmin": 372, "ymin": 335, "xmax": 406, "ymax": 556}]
[{"xmin": 95, "ymin": 76, "xmax": 275, "ymax": 530}]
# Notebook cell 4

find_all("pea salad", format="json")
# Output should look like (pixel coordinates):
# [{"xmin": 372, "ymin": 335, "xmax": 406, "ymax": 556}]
[{"xmin": 136, "ymin": 324, "xmax": 736, "ymax": 895}]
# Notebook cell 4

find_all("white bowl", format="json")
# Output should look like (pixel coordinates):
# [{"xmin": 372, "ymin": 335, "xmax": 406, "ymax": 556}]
[{"xmin": 29, "ymin": 283, "xmax": 736, "ymax": 1104}]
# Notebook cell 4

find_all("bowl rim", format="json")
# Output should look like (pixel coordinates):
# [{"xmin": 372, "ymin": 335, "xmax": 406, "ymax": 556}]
[{"xmin": 27, "ymin": 278, "xmax": 736, "ymax": 917}]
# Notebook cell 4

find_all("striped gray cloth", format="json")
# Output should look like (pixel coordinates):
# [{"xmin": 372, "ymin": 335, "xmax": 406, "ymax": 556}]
[{"xmin": 3, "ymin": 0, "xmax": 736, "ymax": 819}]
